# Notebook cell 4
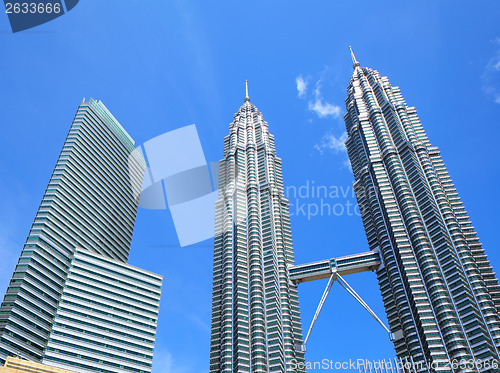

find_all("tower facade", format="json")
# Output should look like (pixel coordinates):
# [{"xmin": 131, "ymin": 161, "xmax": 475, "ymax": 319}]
[
  {"xmin": 0, "ymin": 99, "xmax": 162, "ymax": 373},
  {"xmin": 209, "ymin": 88, "xmax": 305, "ymax": 372},
  {"xmin": 42, "ymin": 247, "xmax": 162, "ymax": 373},
  {"xmin": 344, "ymin": 50, "xmax": 500, "ymax": 370}
]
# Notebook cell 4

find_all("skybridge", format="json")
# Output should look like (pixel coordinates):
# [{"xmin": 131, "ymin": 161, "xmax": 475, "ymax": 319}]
[
  {"xmin": 290, "ymin": 249, "xmax": 394, "ymax": 352},
  {"xmin": 289, "ymin": 250, "xmax": 382, "ymax": 284}
]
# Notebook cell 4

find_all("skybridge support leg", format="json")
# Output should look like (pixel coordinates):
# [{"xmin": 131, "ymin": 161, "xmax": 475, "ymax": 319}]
[
  {"xmin": 336, "ymin": 274, "xmax": 394, "ymax": 341},
  {"xmin": 297, "ymin": 272, "xmax": 394, "ymax": 353},
  {"xmin": 301, "ymin": 273, "xmax": 336, "ymax": 351}
]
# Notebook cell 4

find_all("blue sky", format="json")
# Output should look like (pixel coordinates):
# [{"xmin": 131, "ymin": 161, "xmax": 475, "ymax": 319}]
[{"xmin": 1, "ymin": 1, "xmax": 500, "ymax": 372}]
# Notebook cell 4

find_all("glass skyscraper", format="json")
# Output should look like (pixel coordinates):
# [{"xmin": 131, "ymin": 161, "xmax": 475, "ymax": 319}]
[
  {"xmin": 42, "ymin": 247, "xmax": 162, "ymax": 373},
  {"xmin": 344, "ymin": 49, "xmax": 500, "ymax": 370},
  {"xmin": 209, "ymin": 88, "xmax": 305, "ymax": 372},
  {"xmin": 0, "ymin": 99, "xmax": 162, "ymax": 373}
]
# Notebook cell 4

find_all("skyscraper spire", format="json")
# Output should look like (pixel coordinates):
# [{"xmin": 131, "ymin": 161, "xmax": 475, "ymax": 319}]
[
  {"xmin": 343, "ymin": 59, "xmax": 500, "ymax": 368},
  {"xmin": 210, "ymin": 89, "xmax": 305, "ymax": 372},
  {"xmin": 244, "ymin": 79, "xmax": 250, "ymax": 102},
  {"xmin": 349, "ymin": 46, "xmax": 360, "ymax": 69}
]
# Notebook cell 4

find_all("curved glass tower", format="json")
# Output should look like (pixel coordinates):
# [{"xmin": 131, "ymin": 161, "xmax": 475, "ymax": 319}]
[
  {"xmin": 344, "ymin": 49, "xmax": 500, "ymax": 370},
  {"xmin": 209, "ymin": 86, "xmax": 305, "ymax": 372}
]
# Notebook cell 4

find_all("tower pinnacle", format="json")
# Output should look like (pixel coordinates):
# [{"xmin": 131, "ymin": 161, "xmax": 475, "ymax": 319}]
[
  {"xmin": 349, "ymin": 46, "xmax": 360, "ymax": 69},
  {"xmin": 210, "ymin": 86, "xmax": 305, "ymax": 372},
  {"xmin": 342, "ymin": 60, "xmax": 500, "ymax": 367},
  {"xmin": 244, "ymin": 80, "xmax": 250, "ymax": 102}
]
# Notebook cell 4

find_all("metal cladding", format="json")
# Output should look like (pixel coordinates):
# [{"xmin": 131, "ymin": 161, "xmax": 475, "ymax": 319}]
[
  {"xmin": 209, "ymin": 91, "xmax": 305, "ymax": 372},
  {"xmin": 344, "ymin": 58, "xmax": 500, "ymax": 370}
]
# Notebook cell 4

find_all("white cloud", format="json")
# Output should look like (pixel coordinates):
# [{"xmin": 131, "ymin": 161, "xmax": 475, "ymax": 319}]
[
  {"xmin": 296, "ymin": 75, "xmax": 308, "ymax": 98},
  {"xmin": 308, "ymin": 83, "xmax": 342, "ymax": 118},
  {"xmin": 308, "ymin": 98, "xmax": 342, "ymax": 118},
  {"xmin": 295, "ymin": 72, "xmax": 343, "ymax": 118},
  {"xmin": 494, "ymin": 59, "xmax": 500, "ymax": 71},
  {"xmin": 314, "ymin": 131, "xmax": 348, "ymax": 154},
  {"xmin": 152, "ymin": 349, "xmax": 190, "ymax": 373},
  {"xmin": 314, "ymin": 131, "xmax": 351, "ymax": 169},
  {"xmin": 482, "ymin": 38, "xmax": 500, "ymax": 104}
]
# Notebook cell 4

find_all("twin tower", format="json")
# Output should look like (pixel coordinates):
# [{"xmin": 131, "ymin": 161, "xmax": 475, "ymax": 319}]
[
  {"xmin": 1, "ymin": 50, "xmax": 499, "ymax": 373},
  {"xmin": 210, "ymin": 51, "xmax": 500, "ymax": 373}
]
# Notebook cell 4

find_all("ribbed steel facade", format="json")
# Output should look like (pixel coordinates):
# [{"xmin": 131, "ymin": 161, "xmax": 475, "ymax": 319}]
[
  {"xmin": 0, "ymin": 99, "xmax": 161, "ymax": 373},
  {"xmin": 344, "ymin": 60, "xmax": 500, "ymax": 371},
  {"xmin": 209, "ymin": 96, "xmax": 305, "ymax": 372}
]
